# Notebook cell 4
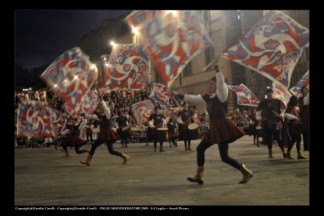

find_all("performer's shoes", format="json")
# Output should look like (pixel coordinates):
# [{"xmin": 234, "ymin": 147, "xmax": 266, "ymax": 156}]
[
  {"xmin": 187, "ymin": 166, "xmax": 204, "ymax": 185},
  {"xmin": 239, "ymin": 164, "xmax": 253, "ymax": 184},
  {"xmin": 121, "ymin": 153, "xmax": 130, "ymax": 164},
  {"xmin": 80, "ymin": 161, "xmax": 90, "ymax": 166}
]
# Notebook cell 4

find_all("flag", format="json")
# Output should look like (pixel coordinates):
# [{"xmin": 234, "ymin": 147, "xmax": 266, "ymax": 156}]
[
  {"xmin": 228, "ymin": 84, "xmax": 260, "ymax": 107},
  {"xmin": 272, "ymin": 82, "xmax": 292, "ymax": 106},
  {"xmin": 149, "ymin": 83, "xmax": 169, "ymax": 107},
  {"xmin": 290, "ymin": 70, "xmax": 309, "ymax": 96},
  {"xmin": 102, "ymin": 44, "xmax": 150, "ymax": 90},
  {"xmin": 41, "ymin": 47, "xmax": 98, "ymax": 117},
  {"xmin": 131, "ymin": 100, "xmax": 155, "ymax": 125},
  {"xmin": 125, "ymin": 10, "xmax": 212, "ymax": 88},
  {"xmin": 65, "ymin": 90, "xmax": 100, "ymax": 117},
  {"xmin": 223, "ymin": 11, "xmax": 309, "ymax": 88},
  {"xmin": 17, "ymin": 101, "xmax": 55, "ymax": 137},
  {"xmin": 51, "ymin": 108, "xmax": 69, "ymax": 136}
]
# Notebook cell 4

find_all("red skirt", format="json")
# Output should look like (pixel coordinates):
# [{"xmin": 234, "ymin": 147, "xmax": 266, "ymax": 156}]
[
  {"xmin": 202, "ymin": 118, "xmax": 245, "ymax": 144},
  {"xmin": 99, "ymin": 128, "xmax": 120, "ymax": 142}
]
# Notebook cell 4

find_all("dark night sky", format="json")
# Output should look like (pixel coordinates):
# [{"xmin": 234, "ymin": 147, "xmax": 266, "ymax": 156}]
[{"xmin": 15, "ymin": 9, "xmax": 132, "ymax": 70}]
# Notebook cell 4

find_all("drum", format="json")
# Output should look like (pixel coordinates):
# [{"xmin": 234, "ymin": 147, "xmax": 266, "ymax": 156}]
[
  {"xmin": 122, "ymin": 125, "xmax": 132, "ymax": 137},
  {"xmin": 188, "ymin": 123, "xmax": 201, "ymax": 140},
  {"xmin": 157, "ymin": 128, "xmax": 169, "ymax": 142}
]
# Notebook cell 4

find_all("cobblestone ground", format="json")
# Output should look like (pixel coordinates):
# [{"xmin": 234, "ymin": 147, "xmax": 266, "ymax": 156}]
[{"xmin": 15, "ymin": 135, "xmax": 309, "ymax": 206}]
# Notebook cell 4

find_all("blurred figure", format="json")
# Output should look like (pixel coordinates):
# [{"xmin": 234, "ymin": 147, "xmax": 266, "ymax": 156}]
[{"xmin": 298, "ymin": 85, "xmax": 309, "ymax": 151}]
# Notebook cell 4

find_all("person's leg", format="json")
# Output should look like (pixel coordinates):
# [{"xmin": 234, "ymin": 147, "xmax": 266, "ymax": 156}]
[
  {"xmin": 187, "ymin": 139, "xmax": 213, "ymax": 184},
  {"xmin": 80, "ymin": 138, "xmax": 101, "ymax": 166},
  {"xmin": 159, "ymin": 141, "xmax": 164, "ymax": 152},
  {"xmin": 218, "ymin": 142, "xmax": 241, "ymax": 169},
  {"xmin": 188, "ymin": 139, "xmax": 192, "ymax": 150},
  {"xmin": 107, "ymin": 141, "xmax": 130, "ymax": 164},
  {"xmin": 264, "ymin": 127, "xmax": 274, "ymax": 158},
  {"xmin": 218, "ymin": 141, "xmax": 253, "ymax": 184},
  {"xmin": 302, "ymin": 129, "xmax": 309, "ymax": 151},
  {"xmin": 296, "ymin": 134, "xmax": 306, "ymax": 159}
]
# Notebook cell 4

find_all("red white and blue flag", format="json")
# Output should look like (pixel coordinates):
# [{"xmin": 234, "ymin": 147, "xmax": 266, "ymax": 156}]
[
  {"xmin": 51, "ymin": 108, "xmax": 69, "ymax": 136},
  {"xmin": 131, "ymin": 100, "xmax": 155, "ymax": 125},
  {"xmin": 149, "ymin": 83, "xmax": 169, "ymax": 107},
  {"xmin": 17, "ymin": 101, "xmax": 55, "ymax": 137},
  {"xmin": 290, "ymin": 70, "xmax": 309, "ymax": 96},
  {"xmin": 64, "ymin": 90, "xmax": 100, "ymax": 117},
  {"xmin": 223, "ymin": 11, "xmax": 309, "ymax": 88},
  {"xmin": 272, "ymin": 82, "xmax": 292, "ymax": 106},
  {"xmin": 102, "ymin": 44, "xmax": 150, "ymax": 90},
  {"xmin": 228, "ymin": 84, "xmax": 260, "ymax": 107},
  {"xmin": 41, "ymin": 47, "xmax": 98, "ymax": 117},
  {"xmin": 125, "ymin": 10, "xmax": 212, "ymax": 88}
]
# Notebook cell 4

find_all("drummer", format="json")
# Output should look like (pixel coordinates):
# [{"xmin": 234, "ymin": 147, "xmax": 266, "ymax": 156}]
[
  {"xmin": 177, "ymin": 102, "xmax": 195, "ymax": 150},
  {"xmin": 116, "ymin": 110, "xmax": 130, "ymax": 148},
  {"xmin": 148, "ymin": 106, "xmax": 166, "ymax": 152}
]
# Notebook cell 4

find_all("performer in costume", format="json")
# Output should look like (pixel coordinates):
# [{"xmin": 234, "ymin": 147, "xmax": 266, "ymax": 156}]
[
  {"xmin": 172, "ymin": 60, "xmax": 253, "ymax": 184},
  {"xmin": 60, "ymin": 116, "xmax": 89, "ymax": 157},
  {"xmin": 80, "ymin": 99, "xmax": 130, "ymax": 166},
  {"xmin": 116, "ymin": 111, "xmax": 130, "ymax": 148},
  {"xmin": 148, "ymin": 106, "xmax": 166, "ymax": 152},
  {"xmin": 177, "ymin": 102, "xmax": 194, "ymax": 150},
  {"xmin": 298, "ymin": 85, "xmax": 309, "ymax": 151},
  {"xmin": 256, "ymin": 87, "xmax": 287, "ymax": 158},
  {"xmin": 284, "ymin": 95, "xmax": 306, "ymax": 159}
]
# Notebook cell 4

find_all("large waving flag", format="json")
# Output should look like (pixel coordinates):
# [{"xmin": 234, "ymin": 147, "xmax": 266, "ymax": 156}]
[
  {"xmin": 125, "ymin": 10, "xmax": 213, "ymax": 88},
  {"xmin": 228, "ymin": 84, "xmax": 260, "ymax": 107},
  {"xmin": 272, "ymin": 82, "xmax": 292, "ymax": 106},
  {"xmin": 290, "ymin": 70, "xmax": 309, "ymax": 96},
  {"xmin": 131, "ymin": 100, "xmax": 155, "ymax": 125},
  {"xmin": 17, "ymin": 101, "xmax": 55, "ymax": 137},
  {"xmin": 64, "ymin": 90, "xmax": 100, "ymax": 117},
  {"xmin": 223, "ymin": 10, "xmax": 309, "ymax": 88},
  {"xmin": 51, "ymin": 108, "xmax": 69, "ymax": 136},
  {"xmin": 41, "ymin": 47, "xmax": 98, "ymax": 117},
  {"xmin": 149, "ymin": 83, "xmax": 169, "ymax": 107},
  {"xmin": 102, "ymin": 44, "xmax": 150, "ymax": 90}
]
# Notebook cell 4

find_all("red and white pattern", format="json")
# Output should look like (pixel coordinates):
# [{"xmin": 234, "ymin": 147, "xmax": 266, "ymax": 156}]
[
  {"xmin": 102, "ymin": 44, "xmax": 150, "ymax": 90},
  {"xmin": 272, "ymin": 82, "xmax": 292, "ymax": 106},
  {"xmin": 51, "ymin": 108, "xmax": 69, "ymax": 136},
  {"xmin": 223, "ymin": 11, "xmax": 309, "ymax": 88},
  {"xmin": 125, "ymin": 10, "xmax": 212, "ymax": 88},
  {"xmin": 17, "ymin": 101, "xmax": 55, "ymax": 137},
  {"xmin": 41, "ymin": 47, "xmax": 98, "ymax": 117},
  {"xmin": 149, "ymin": 83, "xmax": 169, "ymax": 107},
  {"xmin": 290, "ymin": 70, "xmax": 309, "ymax": 96},
  {"xmin": 228, "ymin": 84, "xmax": 260, "ymax": 107},
  {"xmin": 131, "ymin": 100, "xmax": 155, "ymax": 125}
]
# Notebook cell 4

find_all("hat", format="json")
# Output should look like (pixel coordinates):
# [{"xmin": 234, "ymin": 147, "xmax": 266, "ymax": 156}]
[{"xmin": 265, "ymin": 87, "xmax": 274, "ymax": 94}]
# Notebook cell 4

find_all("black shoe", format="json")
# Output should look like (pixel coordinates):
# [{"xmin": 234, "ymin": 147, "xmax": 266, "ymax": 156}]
[{"xmin": 160, "ymin": 149, "xmax": 165, "ymax": 152}]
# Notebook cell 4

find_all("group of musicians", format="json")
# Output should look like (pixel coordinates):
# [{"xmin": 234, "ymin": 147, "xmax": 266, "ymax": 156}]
[{"xmin": 109, "ymin": 104, "xmax": 202, "ymax": 152}]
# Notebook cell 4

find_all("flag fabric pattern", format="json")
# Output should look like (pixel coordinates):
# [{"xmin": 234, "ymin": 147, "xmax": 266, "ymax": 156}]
[
  {"xmin": 228, "ymin": 84, "xmax": 260, "ymax": 107},
  {"xmin": 41, "ymin": 47, "xmax": 98, "ymax": 117},
  {"xmin": 223, "ymin": 11, "xmax": 309, "ymax": 88},
  {"xmin": 131, "ymin": 100, "xmax": 155, "ymax": 125},
  {"xmin": 149, "ymin": 83, "xmax": 169, "ymax": 107},
  {"xmin": 17, "ymin": 101, "xmax": 55, "ymax": 137},
  {"xmin": 125, "ymin": 10, "xmax": 213, "ymax": 88},
  {"xmin": 102, "ymin": 44, "xmax": 150, "ymax": 90},
  {"xmin": 167, "ymin": 107, "xmax": 181, "ymax": 120},
  {"xmin": 51, "ymin": 108, "xmax": 69, "ymax": 136},
  {"xmin": 290, "ymin": 70, "xmax": 309, "ymax": 96},
  {"xmin": 272, "ymin": 82, "xmax": 292, "ymax": 106},
  {"xmin": 65, "ymin": 90, "xmax": 100, "ymax": 117}
]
